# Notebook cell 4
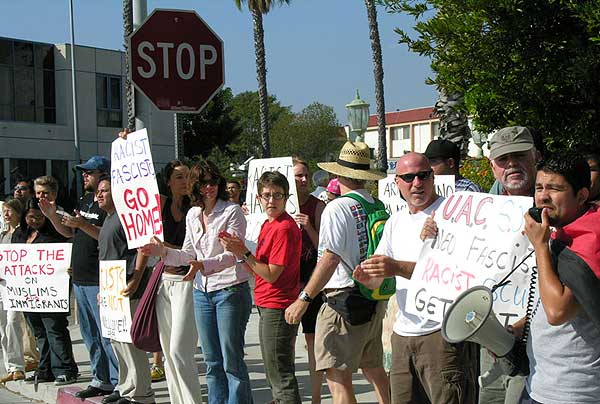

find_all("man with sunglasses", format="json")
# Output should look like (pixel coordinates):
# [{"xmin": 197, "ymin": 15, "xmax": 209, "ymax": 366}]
[
  {"xmin": 354, "ymin": 152, "xmax": 477, "ymax": 404},
  {"xmin": 39, "ymin": 155, "xmax": 118, "ymax": 399},
  {"xmin": 13, "ymin": 180, "xmax": 34, "ymax": 204}
]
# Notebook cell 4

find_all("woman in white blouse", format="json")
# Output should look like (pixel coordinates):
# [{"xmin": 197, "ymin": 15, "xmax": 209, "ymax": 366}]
[{"xmin": 142, "ymin": 160, "xmax": 252, "ymax": 404}]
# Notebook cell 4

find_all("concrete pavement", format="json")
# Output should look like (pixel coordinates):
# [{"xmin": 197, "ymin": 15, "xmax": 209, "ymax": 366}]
[{"xmin": 2, "ymin": 306, "xmax": 380, "ymax": 403}]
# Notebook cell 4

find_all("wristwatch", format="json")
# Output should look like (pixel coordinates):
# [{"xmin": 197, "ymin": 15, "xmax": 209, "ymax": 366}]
[
  {"xmin": 299, "ymin": 290, "xmax": 313, "ymax": 303},
  {"xmin": 237, "ymin": 250, "xmax": 252, "ymax": 264}
]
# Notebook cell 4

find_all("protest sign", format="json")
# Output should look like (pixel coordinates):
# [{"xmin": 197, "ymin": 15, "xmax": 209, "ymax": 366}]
[
  {"xmin": 405, "ymin": 192, "xmax": 535, "ymax": 326},
  {"xmin": 244, "ymin": 157, "xmax": 299, "ymax": 250},
  {"xmin": 0, "ymin": 243, "xmax": 71, "ymax": 312},
  {"xmin": 99, "ymin": 260, "xmax": 132, "ymax": 343},
  {"xmin": 111, "ymin": 128, "xmax": 163, "ymax": 249},
  {"xmin": 378, "ymin": 174, "xmax": 455, "ymax": 214}
]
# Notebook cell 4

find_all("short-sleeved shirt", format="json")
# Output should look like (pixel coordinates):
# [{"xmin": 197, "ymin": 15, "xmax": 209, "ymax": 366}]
[
  {"xmin": 98, "ymin": 212, "xmax": 147, "ymax": 300},
  {"xmin": 254, "ymin": 212, "xmax": 301, "ymax": 309},
  {"xmin": 375, "ymin": 196, "xmax": 445, "ymax": 336},
  {"xmin": 71, "ymin": 192, "xmax": 106, "ymax": 285},
  {"xmin": 318, "ymin": 189, "xmax": 372, "ymax": 289}
]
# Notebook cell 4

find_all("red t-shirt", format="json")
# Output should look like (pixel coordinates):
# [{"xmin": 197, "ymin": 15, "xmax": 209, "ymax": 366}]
[{"xmin": 254, "ymin": 212, "xmax": 302, "ymax": 309}]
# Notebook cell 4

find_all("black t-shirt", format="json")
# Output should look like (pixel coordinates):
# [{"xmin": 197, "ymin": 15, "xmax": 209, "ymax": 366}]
[
  {"xmin": 98, "ymin": 213, "xmax": 149, "ymax": 300},
  {"xmin": 71, "ymin": 192, "xmax": 107, "ymax": 285}
]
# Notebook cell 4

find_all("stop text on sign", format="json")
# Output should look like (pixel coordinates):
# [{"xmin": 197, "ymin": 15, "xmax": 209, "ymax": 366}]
[{"xmin": 137, "ymin": 41, "xmax": 217, "ymax": 80}]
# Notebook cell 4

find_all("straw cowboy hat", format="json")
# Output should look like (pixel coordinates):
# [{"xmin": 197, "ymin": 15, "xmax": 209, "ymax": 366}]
[{"xmin": 318, "ymin": 141, "xmax": 386, "ymax": 181}]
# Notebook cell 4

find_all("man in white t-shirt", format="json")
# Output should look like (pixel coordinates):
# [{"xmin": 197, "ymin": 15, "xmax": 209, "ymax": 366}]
[
  {"xmin": 285, "ymin": 141, "xmax": 390, "ymax": 404},
  {"xmin": 354, "ymin": 152, "xmax": 477, "ymax": 404}
]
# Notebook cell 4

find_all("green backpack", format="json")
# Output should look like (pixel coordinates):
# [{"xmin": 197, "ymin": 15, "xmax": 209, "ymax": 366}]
[{"xmin": 343, "ymin": 193, "xmax": 396, "ymax": 301}]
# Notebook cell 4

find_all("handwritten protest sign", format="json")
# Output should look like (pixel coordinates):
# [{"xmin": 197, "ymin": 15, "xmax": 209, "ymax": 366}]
[
  {"xmin": 0, "ymin": 243, "xmax": 71, "ymax": 312},
  {"xmin": 244, "ymin": 157, "xmax": 299, "ymax": 250},
  {"xmin": 378, "ymin": 174, "xmax": 455, "ymax": 214},
  {"xmin": 111, "ymin": 128, "xmax": 163, "ymax": 249},
  {"xmin": 405, "ymin": 192, "xmax": 535, "ymax": 326},
  {"xmin": 99, "ymin": 260, "xmax": 132, "ymax": 343}
]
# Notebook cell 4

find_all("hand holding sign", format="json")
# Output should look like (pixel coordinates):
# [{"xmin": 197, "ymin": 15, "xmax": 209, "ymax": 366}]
[{"xmin": 420, "ymin": 212, "xmax": 438, "ymax": 241}]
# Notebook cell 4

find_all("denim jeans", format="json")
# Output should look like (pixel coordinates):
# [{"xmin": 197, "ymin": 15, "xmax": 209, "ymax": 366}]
[
  {"xmin": 257, "ymin": 306, "xmax": 301, "ymax": 404},
  {"xmin": 74, "ymin": 284, "xmax": 118, "ymax": 389},
  {"xmin": 193, "ymin": 282, "xmax": 253, "ymax": 404}
]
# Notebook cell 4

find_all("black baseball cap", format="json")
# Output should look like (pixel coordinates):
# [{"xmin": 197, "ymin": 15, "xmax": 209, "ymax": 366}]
[{"xmin": 424, "ymin": 139, "xmax": 460, "ymax": 162}]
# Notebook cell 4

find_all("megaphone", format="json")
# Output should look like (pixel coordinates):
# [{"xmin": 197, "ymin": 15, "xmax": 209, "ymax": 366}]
[
  {"xmin": 442, "ymin": 286, "xmax": 527, "ymax": 387},
  {"xmin": 441, "ymin": 285, "xmax": 514, "ymax": 356}
]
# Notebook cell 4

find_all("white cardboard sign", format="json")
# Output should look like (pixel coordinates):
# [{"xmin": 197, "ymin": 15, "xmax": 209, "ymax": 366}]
[
  {"xmin": 99, "ymin": 260, "xmax": 133, "ymax": 343},
  {"xmin": 111, "ymin": 129, "xmax": 163, "ymax": 249},
  {"xmin": 0, "ymin": 243, "xmax": 71, "ymax": 312},
  {"xmin": 405, "ymin": 192, "xmax": 535, "ymax": 326},
  {"xmin": 378, "ymin": 174, "xmax": 456, "ymax": 214}
]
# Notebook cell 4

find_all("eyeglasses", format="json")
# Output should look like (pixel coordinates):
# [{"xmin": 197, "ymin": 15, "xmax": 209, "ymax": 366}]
[
  {"xmin": 199, "ymin": 178, "xmax": 219, "ymax": 187},
  {"xmin": 395, "ymin": 169, "xmax": 433, "ymax": 183},
  {"xmin": 258, "ymin": 192, "xmax": 286, "ymax": 201}
]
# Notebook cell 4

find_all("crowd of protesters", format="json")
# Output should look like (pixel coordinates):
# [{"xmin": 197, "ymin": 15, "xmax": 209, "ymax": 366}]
[{"xmin": 0, "ymin": 125, "xmax": 599, "ymax": 404}]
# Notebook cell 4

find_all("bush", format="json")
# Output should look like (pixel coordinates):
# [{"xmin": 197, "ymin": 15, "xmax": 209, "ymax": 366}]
[{"xmin": 460, "ymin": 157, "xmax": 495, "ymax": 192}]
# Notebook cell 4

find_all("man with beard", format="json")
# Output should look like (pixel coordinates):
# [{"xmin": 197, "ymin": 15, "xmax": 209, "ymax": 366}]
[
  {"xmin": 481, "ymin": 126, "xmax": 541, "ymax": 404},
  {"xmin": 39, "ymin": 156, "xmax": 118, "ymax": 399}
]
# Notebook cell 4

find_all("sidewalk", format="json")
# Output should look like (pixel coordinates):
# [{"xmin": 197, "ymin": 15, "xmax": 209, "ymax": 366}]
[{"xmin": 3, "ymin": 307, "xmax": 379, "ymax": 404}]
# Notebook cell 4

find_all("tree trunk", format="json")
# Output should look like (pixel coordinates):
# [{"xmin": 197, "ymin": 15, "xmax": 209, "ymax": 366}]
[
  {"xmin": 365, "ymin": 0, "xmax": 387, "ymax": 172},
  {"xmin": 123, "ymin": 0, "xmax": 135, "ymax": 130},
  {"xmin": 252, "ymin": 8, "xmax": 271, "ymax": 158}
]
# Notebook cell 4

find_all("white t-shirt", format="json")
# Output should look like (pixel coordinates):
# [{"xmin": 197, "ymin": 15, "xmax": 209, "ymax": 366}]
[
  {"xmin": 375, "ymin": 196, "xmax": 445, "ymax": 336},
  {"xmin": 318, "ymin": 189, "xmax": 372, "ymax": 289}
]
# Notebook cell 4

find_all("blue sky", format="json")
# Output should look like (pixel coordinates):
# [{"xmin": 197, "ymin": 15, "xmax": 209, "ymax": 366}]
[{"xmin": 0, "ymin": 0, "xmax": 437, "ymax": 120}]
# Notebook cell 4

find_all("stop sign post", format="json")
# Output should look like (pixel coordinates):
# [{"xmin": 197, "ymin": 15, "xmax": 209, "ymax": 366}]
[{"xmin": 129, "ymin": 9, "xmax": 224, "ymax": 112}]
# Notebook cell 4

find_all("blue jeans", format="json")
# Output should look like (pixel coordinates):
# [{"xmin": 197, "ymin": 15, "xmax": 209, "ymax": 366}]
[
  {"xmin": 193, "ymin": 282, "xmax": 253, "ymax": 404},
  {"xmin": 74, "ymin": 284, "xmax": 118, "ymax": 389}
]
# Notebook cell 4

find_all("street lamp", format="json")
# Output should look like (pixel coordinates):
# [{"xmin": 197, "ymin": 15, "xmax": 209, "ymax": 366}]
[{"xmin": 345, "ymin": 90, "xmax": 370, "ymax": 142}]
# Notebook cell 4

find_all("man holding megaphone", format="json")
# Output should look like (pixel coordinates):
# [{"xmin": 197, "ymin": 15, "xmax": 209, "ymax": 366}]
[{"xmin": 517, "ymin": 152, "xmax": 600, "ymax": 404}]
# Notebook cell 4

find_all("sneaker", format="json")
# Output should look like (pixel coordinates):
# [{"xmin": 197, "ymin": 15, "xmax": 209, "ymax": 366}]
[
  {"xmin": 24, "ymin": 373, "xmax": 55, "ymax": 384},
  {"xmin": 150, "ymin": 365, "xmax": 165, "ymax": 382},
  {"xmin": 54, "ymin": 374, "xmax": 77, "ymax": 386},
  {"xmin": 101, "ymin": 390, "xmax": 121, "ymax": 404},
  {"xmin": 0, "ymin": 370, "xmax": 25, "ymax": 383}
]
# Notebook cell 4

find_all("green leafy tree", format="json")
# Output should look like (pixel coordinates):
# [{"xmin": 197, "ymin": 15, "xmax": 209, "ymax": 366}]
[
  {"xmin": 272, "ymin": 102, "xmax": 344, "ymax": 169},
  {"xmin": 181, "ymin": 88, "xmax": 240, "ymax": 158},
  {"xmin": 384, "ymin": 0, "xmax": 600, "ymax": 151},
  {"xmin": 229, "ymin": 91, "xmax": 292, "ymax": 163},
  {"xmin": 234, "ymin": 0, "xmax": 291, "ymax": 158}
]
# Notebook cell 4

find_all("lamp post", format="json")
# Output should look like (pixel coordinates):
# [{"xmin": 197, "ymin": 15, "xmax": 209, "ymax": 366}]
[{"xmin": 345, "ymin": 90, "xmax": 370, "ymax": 143}]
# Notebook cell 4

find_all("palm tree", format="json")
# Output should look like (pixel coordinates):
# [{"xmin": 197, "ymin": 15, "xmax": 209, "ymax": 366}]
[
  {"xmin": 434, "ymin": 91, "xmax": 471, "ymax": 159},
  {"xmin": 123, "ymin": 0, "xmax": 135, "ymax": 130},
  {"xmin": 234, "ymin": 0, "xmax": 290, "ymax": 158},
  {"xmin": 365, "ymin": 0, "xmax": 387, "ymax": 172}
]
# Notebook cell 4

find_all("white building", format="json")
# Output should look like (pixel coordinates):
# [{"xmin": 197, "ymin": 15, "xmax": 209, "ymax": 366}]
[{"xmin": 0, "ymin": 36, "xmax": 177, "ymax": 200}]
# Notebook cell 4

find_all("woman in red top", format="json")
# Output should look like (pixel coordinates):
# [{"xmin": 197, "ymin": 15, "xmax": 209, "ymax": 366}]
[{"xmin": 222, "ymin": 171, "xmax": 302, "ymax": 404}]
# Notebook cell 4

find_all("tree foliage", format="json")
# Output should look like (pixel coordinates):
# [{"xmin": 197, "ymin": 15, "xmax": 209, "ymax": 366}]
[
  {"xmin": 384, "ymin": 0, "xmax": 600, "ymax": 151},
  {"xmin": 271, "ymin": 102, "xmax": 343, "ymax": 170},
  {"xmin": 181, "ymin": 88, "xmax": 240, "ymax": 159}
]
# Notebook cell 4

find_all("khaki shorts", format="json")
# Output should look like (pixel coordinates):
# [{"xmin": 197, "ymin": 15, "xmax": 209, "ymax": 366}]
[{"xmin": 314, "ymin": 297, "xmax": 386, "ymax": 372}]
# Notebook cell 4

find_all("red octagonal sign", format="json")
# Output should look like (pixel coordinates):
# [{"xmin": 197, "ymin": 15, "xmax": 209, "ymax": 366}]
[{"xmin": 129, "ymin": 9, "xmax": 224, "ymax": 112}]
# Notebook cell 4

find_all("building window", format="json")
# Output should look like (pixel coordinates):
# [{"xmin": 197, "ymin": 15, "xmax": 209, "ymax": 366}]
[
  {"xmin": 10, "ymin": 158, "xmax": 46, "ymax": 185},
  {"xmin": 0, "ymin": 38, "xmax": 56, "ymax": 123},
  {"xmin": 432, "ymin": 121, "xmax": 440, "ymax": 138},
  {"xmin": 96, "ymin": 74, "xmax": 122, "ymax": 127},
  {"xmin": 391, "ymin": 125, "xmax": 410, "ymax": 141}
]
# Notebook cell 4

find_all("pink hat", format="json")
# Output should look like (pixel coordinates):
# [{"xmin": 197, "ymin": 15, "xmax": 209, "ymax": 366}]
[{"xmin": 326, "ymin": 178, "xmax": 340, "ymax": 195}]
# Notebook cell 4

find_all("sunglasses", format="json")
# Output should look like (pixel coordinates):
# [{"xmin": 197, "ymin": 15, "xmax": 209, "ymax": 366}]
[
  {"xmin": 258, "ymin": 192, "xmax": 286, "ymax": 201},
  {"xmin": 14, "ymin": 185, "xmax": 29, "ymax": 191},
  {"xmin": 395, "ymin": 169, "xmax": 433, "ymax": 183}
]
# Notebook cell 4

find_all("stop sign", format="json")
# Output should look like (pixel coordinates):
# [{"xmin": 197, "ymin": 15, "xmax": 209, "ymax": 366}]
[{"xmin": 129, "ymin": 9, "xmax": 224, "ymax": 112}]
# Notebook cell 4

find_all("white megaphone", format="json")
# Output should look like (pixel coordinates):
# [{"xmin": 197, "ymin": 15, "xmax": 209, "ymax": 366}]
[{"xmin": 442, "ymin": 286, "xmax": 519, "ymax": 387}]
